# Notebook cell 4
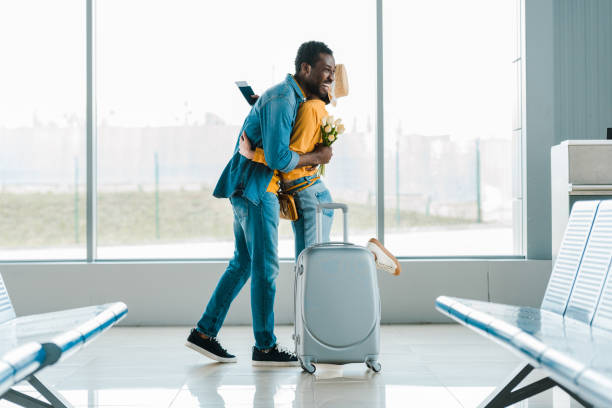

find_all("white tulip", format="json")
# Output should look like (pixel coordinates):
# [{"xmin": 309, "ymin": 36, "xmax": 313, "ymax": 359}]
[{"xmin": 324, "ymin": 124, "xmax": 332, "ymax": 133}]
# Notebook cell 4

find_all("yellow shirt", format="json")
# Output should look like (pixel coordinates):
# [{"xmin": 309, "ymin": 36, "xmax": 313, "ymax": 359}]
[{"xmin": 256, "ymin": 99, "xmax": 328, "ymax": 192}]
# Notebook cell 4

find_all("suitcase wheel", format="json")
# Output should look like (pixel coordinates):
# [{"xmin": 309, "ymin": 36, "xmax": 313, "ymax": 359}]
[
  {"xmin": 366, "ymin": 360, "xmax": 381, "ymax": 373},
  {"xmin": 300, "ymin": 360, "xmax": 316, "ymax": 374}
]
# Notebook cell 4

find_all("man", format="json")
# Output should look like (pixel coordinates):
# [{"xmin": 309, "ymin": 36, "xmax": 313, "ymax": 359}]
[{"xmin": 186, "ymin": 41, "xmax": 335, "ymax": 366}]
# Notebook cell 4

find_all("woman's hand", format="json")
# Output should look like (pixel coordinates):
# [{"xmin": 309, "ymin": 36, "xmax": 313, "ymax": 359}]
[{"xmin": 238, "ymin": 131, "xmax": 254, "ymax": 160}]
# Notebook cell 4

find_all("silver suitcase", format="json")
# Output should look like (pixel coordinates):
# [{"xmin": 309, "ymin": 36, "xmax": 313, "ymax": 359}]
[{"xmin": 294, "ymin": 203, "xmax": 381, "ymax": 374}]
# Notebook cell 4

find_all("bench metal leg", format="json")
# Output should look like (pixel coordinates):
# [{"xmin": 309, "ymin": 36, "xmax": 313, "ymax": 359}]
[
  {"xmin": 3, "ymin": 389, "xmax": 53, "ymax": 408},
  {"xmin": 29, "ymin": 376, "xmax": 72, "ymax": 408},
  {"xmin": 2, "ymin": 375, "xmax": 73, "ymax": 408},
  {"xmin": 479, "ymin": 363, "xmax": 556, "ymax": 408},
  {"xmin": 479, "ymin": 363, "xmax": 594, "ymax": 408}
]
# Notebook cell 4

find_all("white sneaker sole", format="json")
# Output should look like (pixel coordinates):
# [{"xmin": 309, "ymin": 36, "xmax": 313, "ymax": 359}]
[
  {"xmin": 251, "ymin": 360, "xmax": 300, "ymax": 367},
  {"xmin": 185, "ymin": 341, "xmax": 237, "ymax": 363},
  {"xmin": 367, "ymin": 238, "xmax": 401, "ymax": 276}
]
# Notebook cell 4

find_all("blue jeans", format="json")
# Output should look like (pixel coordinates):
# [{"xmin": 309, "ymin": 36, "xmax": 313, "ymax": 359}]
[
  {"xmin": 197, "ymin": 192, "xmax": 279, "ymax": 349},
  {"xmin": 286, "ymin": 176, "xmax": 334, "ymax": 260}
]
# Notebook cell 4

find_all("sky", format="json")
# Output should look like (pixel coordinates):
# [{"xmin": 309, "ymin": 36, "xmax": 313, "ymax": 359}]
[{"xmin": 0, "ymin": 0, "xmax": 515, "ymax": 142}]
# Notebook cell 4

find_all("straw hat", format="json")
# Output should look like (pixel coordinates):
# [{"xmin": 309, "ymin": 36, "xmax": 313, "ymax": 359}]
[{"xmin": 329, "ymin": 64, "xmax": 349, "ymax": 106}]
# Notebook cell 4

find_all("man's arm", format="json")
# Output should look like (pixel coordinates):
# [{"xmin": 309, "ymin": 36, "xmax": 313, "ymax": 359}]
[
  {"xmin": 259, "ymin": 98, "xmax": 300, "ymax": 172},
  {"xmin": 240, "ymin": 132, "xmax": 331, "ymax": 167},
  {"xmin": 244, "ymin": 93, "xmax": 332, "ymax": 168},
  {"xmin": 296, "ymin": 144, "xmax": 332, "ymax": 167},
  {"xmin": 252, "ymin": 145, "xmax": 331, "ymax": 167},
  {"xmin": 248, "ymin": 101, "xmax": 332, "ymax": 168}
]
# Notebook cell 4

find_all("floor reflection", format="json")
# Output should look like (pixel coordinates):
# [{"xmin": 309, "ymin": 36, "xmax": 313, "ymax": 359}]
[
  {"xmin": 180, "ymin": 363, "xmax": 471, "ymax": 408},
  {"xmin": 181, "ymin": 364, "xmax": 385, "ymax": 408},
  {"xmin": 3, "ymin": 326, "xmax": 581, "ymax": 408}
]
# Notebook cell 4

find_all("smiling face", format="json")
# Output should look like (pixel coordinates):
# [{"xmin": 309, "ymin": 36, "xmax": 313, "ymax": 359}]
[{"xmin": 301, "ymin": 53, "xmax": 336, "ymax": 100}]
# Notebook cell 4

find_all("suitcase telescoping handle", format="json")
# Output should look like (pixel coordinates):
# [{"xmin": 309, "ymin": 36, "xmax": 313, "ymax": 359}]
[{"xmin": 316, "ymin": 203, "xmax": 348, "ymax": 244}]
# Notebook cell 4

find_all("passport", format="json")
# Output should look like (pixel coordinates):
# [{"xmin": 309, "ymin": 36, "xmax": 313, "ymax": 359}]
[{"xmin": 235, "ymin": 81, "xmax": 256, "ymax": 106}]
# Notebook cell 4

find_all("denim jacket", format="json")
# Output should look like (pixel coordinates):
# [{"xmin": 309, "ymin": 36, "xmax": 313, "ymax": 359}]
[{"xmin": 213, "ymin": 74, "xmax": 306, "ymax": 205}]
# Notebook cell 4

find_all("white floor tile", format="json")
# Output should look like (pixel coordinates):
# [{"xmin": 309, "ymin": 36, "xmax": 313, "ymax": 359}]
[{"xmin": 0, "ymin": 325, "xmax": 588, "ymax": 407}]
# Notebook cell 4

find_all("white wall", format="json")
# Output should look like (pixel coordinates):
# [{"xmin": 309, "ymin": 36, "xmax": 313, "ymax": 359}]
[
  {"xmin": 0, "ymin": 259, "xmax": 550, "ymax": 326},
  {"xmin": 523, "ymin": 0, "xmax": 612, "ymax": 260}
]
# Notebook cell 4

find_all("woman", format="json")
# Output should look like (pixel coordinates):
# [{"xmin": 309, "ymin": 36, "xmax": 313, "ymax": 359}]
[{"xmin": 240, "ymin": 65, "xmax": 400, "ymax": 275}]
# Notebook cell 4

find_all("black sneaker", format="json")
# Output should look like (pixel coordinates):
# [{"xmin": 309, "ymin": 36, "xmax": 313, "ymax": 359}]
[
  {"xmin": 185, "ymin": 328, "xmax": 236, "ymax": 363},
  {"xmin": 252, "ymin": 344, "xmax": 299, "ymax": 367}
]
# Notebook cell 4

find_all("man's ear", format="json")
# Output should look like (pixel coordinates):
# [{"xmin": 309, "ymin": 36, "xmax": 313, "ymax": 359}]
[{"xmin": 300, "ymin": 62, "xmax": 311, "ymax": 76}]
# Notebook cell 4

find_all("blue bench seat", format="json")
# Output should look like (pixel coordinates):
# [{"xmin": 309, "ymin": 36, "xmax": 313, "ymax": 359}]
[
  {"xmin": 0, "ymin": 302, "xmax": 127, "ymax": 365},
  {"xmin": 436, "ymin": 296, "xmax": 612, "ymax": 406},
  {"xmin": 436, "ymin": 200, "xmax": 612, "ymax": 407},
  {"xmin": 0, "ymin": 273, "xmax": 127, "ymax": 408},
  {"xmin": 0, "ymin": 342, "xmax": 46, "ymax": 397}
]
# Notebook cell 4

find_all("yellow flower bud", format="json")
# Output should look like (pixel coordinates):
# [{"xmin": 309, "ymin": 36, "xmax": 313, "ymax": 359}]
[
  {"xmin": 328, "ymin": 134, "xmax": 336, "ymax": 142},
  {"xmin": 337, "ymin": 124, "xmax": 345, "ymax": 134},
  {"xmin": 324, "ymin": 124, "xmax": 332, "ymax": 133},
  {"xmin": 334, "ymin": 118, "xmax": 342, "ymax": 126}
]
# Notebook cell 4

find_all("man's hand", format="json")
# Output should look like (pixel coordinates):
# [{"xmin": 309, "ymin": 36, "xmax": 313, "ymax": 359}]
[
  {"xmin": 238, "ymin": 131, "xmax": 254, "ymax": 160},
  {"xmin": 313, "ymin": 144, "xmax": 332, "ymax": 165},
  {"xmin": 296, "ymin": 144, "xmax": 332, "ymax": 168}
]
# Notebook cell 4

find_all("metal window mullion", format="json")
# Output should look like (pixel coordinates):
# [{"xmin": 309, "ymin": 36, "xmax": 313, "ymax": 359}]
[
  {"xmin": 86, "ymin": 0, "xmax": 97, "ymax": 262},
  {"xmin": 376, "ymin": 0, "xmax": 385, "ymax": 244}
]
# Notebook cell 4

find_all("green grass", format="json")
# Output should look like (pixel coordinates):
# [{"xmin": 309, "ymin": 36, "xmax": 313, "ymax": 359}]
[
  {"xmin": 0, "ymin": 189, "xmax": 473, "ymax": 248},
  {"xmin": 0, "ymin": 191, "xmax": 86, "ymax": 247}
]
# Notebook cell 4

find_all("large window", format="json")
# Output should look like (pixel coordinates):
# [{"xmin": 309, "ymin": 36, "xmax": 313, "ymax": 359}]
[
  {"xmin": 96, "ymin": 0, "xmax": 376, "ymax": 259},
  {"xmin": 0, "ymin": 0, "xmax": 520, "ymax": 261},
  {"xmin": 383, "ymin": 0, "xmax": 517, "ymax": 256},
  {"xmin": 0, "ymin": 0, "xmax": 86, "ymax": 260}
]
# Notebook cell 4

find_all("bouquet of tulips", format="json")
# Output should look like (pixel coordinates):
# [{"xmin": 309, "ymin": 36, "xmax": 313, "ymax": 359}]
[{"xmin": 319, "ymin": 116, "xmax": 345, "ymax": 176}]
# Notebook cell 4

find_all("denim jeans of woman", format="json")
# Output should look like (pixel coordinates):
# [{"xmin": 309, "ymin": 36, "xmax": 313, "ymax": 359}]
[{"xmin": 287, "ymin": 175, "xmax": 334, "ymax": 260}]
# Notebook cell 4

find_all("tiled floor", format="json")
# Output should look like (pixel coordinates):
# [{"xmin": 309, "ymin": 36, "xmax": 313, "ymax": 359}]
[{"xmin": 3, "ymin": 325, "xmax": 585, "ymax": 407}]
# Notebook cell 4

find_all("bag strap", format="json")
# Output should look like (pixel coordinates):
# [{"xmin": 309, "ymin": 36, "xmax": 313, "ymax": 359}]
[{"xmin": 283, "ymin": 177, "xmax": 320, "ymax": 194}]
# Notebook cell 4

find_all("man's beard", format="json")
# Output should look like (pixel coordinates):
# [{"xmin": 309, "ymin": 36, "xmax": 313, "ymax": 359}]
[{"xmin": 306, "ymin": 80, "xmax": 328, "ymax": 99}]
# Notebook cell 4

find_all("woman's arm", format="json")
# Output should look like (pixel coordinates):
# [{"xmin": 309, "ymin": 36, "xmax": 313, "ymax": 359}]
[
  {"xmin": 238, "ymin": 131, "xmax": 268, "ymax": 164},
  {"xmin": 238, "ymin": 131, "xmax": 256, "ymax": 161}
]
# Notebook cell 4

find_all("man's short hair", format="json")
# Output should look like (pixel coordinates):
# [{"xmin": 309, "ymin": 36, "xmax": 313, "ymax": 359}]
[{"xmin": 295, "ymin": 41, "xmax": 333, "ymax": 74}]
